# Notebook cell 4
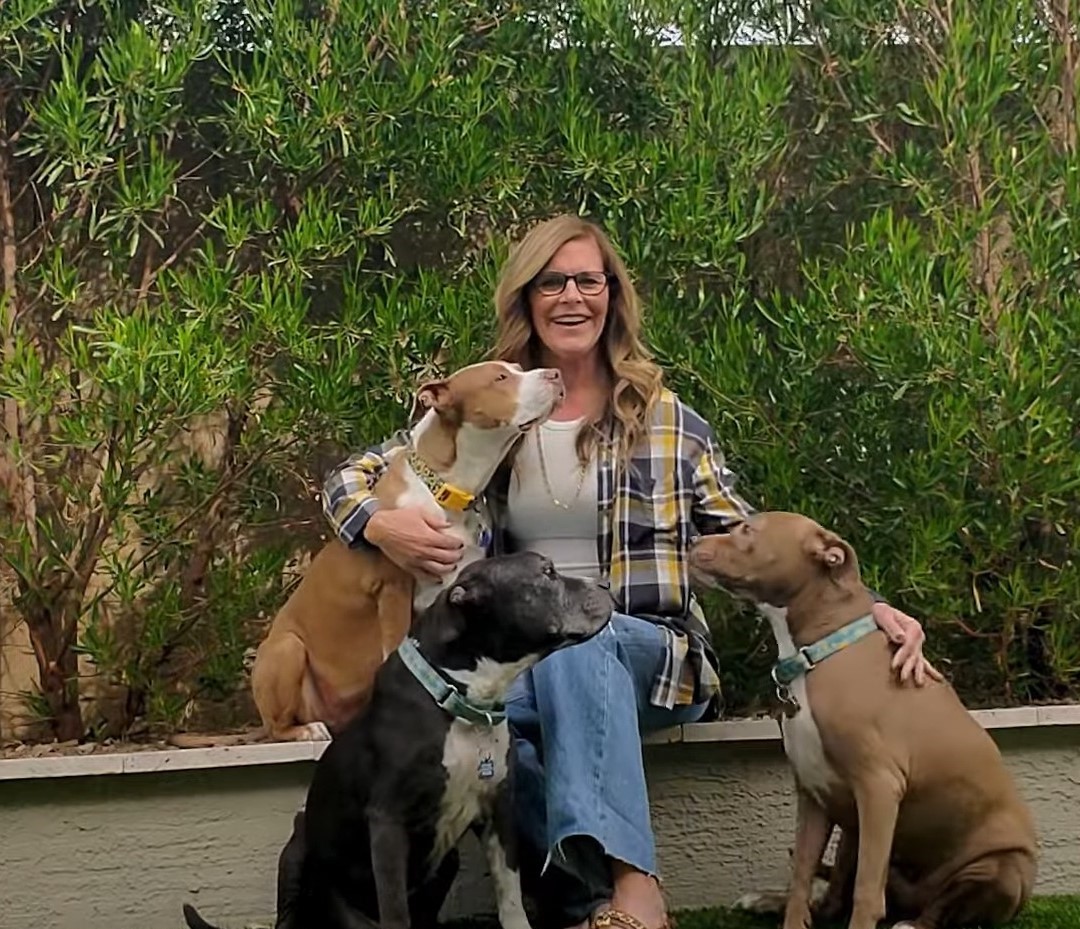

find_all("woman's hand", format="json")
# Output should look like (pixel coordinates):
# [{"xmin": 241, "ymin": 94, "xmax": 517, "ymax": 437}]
[
  {"xmin": 363, "ymin": 507, "xmax": 464, "ymax": 582},
  {"xmin": 870, "ymin": 601, "xmax": 945, "ymax": 686}
]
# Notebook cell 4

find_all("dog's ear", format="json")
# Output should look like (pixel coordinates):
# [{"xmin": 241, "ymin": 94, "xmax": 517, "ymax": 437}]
[
  {"xmin": 448, "ymin": 583, "xmax": 477, "ymax": 608},
  {"xmin": 805, "ymin": 528, "xmax": 858, "ymax": 578},
  {"xmin": 429, "ymin": 594, "xmax": 468, "ymax": 647},
  {"xmin": 416, "ymin": 379, "xmax": 452, "ymax": 412}
]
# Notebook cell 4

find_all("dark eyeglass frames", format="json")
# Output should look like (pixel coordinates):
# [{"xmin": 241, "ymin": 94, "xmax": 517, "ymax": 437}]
[{"xmin": 531, "ymin": 270, "xmax": 613, "ymax": 296}]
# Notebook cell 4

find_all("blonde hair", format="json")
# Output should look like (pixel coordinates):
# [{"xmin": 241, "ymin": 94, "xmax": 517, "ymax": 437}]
[{"xmin": 491, "ymin": 214, "xmax": 663, "ymax": 466}]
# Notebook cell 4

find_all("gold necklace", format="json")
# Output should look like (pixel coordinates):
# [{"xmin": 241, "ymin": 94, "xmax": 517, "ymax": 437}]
[{"xmin": 535, "ymin": 427, "xmax": 588, "ymax": 510}]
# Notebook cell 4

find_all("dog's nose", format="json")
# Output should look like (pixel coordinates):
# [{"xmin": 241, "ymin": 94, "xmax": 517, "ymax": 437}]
[{"xmin": 543, "ymin": 369, "xmax": 562, "ymax": 382}]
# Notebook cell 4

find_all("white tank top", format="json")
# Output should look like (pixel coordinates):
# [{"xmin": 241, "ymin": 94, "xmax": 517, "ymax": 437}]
[{"xmin": 504, "ymin": 417, "xmax": 600, "ymax": 580}]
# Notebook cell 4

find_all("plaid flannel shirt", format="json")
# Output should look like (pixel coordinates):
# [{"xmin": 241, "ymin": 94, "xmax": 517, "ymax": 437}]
[{"xmin": 321, "ymin": 387, "xmax": 754, "ymax": 718}]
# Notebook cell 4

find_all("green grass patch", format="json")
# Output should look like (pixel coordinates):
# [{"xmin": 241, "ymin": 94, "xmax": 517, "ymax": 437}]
[
  {"xmin": 449, "ymin": 897, "xmax": 1080, "ymax": 929},
  {"xmin": 672, "ymin": 896, "xmax": 1080, "ymax": 929}
]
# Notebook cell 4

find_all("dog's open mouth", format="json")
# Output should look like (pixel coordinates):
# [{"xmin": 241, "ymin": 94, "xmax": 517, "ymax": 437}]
[
  {"xmin": 518, "ymin": 416, "xmax": 544, "ymax": 431},
  {"xmin": 688, "ymin": 562, "xmax": 720, "ymax": 588}
]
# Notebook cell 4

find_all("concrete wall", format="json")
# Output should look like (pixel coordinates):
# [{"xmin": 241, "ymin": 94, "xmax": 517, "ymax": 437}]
[
  {"xmin": 1, "ymin": 724, "xmax": 1077, "ymax": 929},
  {"xmin": 0, "ymin": 566, "xmax": 37, "ymax": 740}
]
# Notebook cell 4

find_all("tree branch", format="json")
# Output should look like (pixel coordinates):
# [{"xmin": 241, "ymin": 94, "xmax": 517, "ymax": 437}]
[
  {"xmin": 1049, "ymin": 0, "xmax": 1077, "ymax": 156},
  {"xmin": 78, "ymin": 433, "xmax": 302, "ymax": 621},
  {"xmin": 0, "ymin": 117, "xmax": 39, "ymax": 553},
  {"xmin": 135, "ymin": 219, "xmax": 208, "ymax": 302}
]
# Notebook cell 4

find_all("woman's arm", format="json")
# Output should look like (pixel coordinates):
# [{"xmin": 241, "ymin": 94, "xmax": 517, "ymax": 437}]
[
  {"xmin": 870, "ymin": 602, "xmax": 944, "ymax": 684},
  {"xmin": 689, "ymin": 423, "xmax": 941, "ymax": 685},
  {"xmin": 690, "ymin": 431, "xmax": 756, "ymax": 534},
  {"xmin": 321, "ymin": 429, "xmax": 411, "ymax": 549},
  {"xmin": 320, "ymin": 429, "xmax": 465, "ymax": 580}
]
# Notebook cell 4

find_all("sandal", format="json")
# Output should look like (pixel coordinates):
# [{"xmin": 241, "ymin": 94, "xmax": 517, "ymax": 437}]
[{"xmin": 591, "ymin": 908, "xmax": 675, "ymax": 929}]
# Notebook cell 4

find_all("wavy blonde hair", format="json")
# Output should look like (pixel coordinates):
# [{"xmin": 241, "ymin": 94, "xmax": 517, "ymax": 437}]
[{"xmin": 491, "ymin": 214, "xmax": 663, "ymax": 466}]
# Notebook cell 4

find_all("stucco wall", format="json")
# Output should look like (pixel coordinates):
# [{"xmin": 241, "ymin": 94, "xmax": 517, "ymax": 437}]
[{"xmin": 0, "ymin": 726, "xmax": 1077, "ymax": 929}]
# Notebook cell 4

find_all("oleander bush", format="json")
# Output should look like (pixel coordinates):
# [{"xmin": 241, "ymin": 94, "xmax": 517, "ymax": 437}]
[{"xmin": 0, "ymin": 0, "xmax": 1076, "ymax": 741}]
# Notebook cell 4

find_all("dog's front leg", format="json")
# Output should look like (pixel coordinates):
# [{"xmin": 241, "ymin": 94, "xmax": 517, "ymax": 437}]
[
  {"xmin": 369, "ymin": 810, "xmax": 412, "ymax": 929},
  {"xmin": 848, "ymin": 774, "xmax": 902, "ymax": 929},
  {"xmin": 783, "ymin": 788, "xmax": 834, "ymax": 929},
  {"xmin": 479, "ymin": 780, "xmax": 532, "ymax": 929},
  {"xmin": 815, "ymin": 825, "xmax": 856, "ymax": 922},
  {"xmin": 274, "ymin": 809, "xmax": 306, "ymax": 929}
]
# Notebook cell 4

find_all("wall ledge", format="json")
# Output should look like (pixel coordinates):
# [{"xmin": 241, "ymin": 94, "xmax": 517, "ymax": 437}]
[{"xmin": 2, "ymin": 704, "xmax": 1077, "ymax": 783}]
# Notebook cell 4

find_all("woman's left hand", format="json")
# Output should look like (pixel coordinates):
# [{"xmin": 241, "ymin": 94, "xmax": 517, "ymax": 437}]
[{"xmin": 870, "ymin": 602, "xmax": 945, "ymax": 686}]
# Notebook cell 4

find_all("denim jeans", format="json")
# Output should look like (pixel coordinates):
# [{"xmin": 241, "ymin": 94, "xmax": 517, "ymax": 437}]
[{"xmin": 506, "ymin": 613, "xmax": 711, "ymax": 927}]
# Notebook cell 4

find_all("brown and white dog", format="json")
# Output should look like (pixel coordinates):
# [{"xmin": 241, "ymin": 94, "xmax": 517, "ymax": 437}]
[
  {"xmin": 249, "ymin": 361, "xmax": 564, "ymax": 742},
  {"xmin": 689, "ymin": 512, "xmax": 1037, "ymax": 929}
]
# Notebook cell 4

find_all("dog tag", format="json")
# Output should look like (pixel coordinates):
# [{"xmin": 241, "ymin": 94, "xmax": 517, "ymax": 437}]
[
  {"xmin": 477, "ymin": 753, "xmax": 495, "ymax": 779},
  {"xmin": 773, "ymin": 700, "xmax": 799, "ymax": 721},
  {"xmin": 773, "ymin": 683, "xmax": 800, "ymax": 719},
  {"xmin": 477, "ymin": 526, "xmax": 492, "ymax": 551}
]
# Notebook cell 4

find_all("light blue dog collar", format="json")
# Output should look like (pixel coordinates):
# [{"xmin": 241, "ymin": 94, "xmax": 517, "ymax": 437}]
[
  {"xmin": 397, "ymin": 637, "xmax": 506, "ymax": 726},
  {"xmin": 771, "ymin": 613, "xmax": 879, "ymax": 686}
]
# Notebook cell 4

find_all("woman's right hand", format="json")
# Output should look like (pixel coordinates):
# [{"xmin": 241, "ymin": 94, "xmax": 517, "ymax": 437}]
[{"xmin": 363, "ymin": 507, "xmax": 465, "ymax": 582}]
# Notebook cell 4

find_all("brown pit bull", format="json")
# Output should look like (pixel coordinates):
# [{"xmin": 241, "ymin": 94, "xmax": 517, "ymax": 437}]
[
  {"xmin": 689, "ymin": 512, "xmax": 1037, "ymax": 929},
  {"xmin": 248, "ymin": 361, "xmax": 564, "ymax": 742}
]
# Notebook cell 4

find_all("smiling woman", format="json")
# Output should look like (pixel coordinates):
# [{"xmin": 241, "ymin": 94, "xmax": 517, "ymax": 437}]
[
  {"xmin": 491, "ymin": 215, "xmax": 662, "ymax": 466},
  {"xmin": 320, "ymin": 214, "xmax": 936, "ymax": 929},
  {"xmin": 530, "ymin": 257, "xmax": 611, "ymax": 358}
]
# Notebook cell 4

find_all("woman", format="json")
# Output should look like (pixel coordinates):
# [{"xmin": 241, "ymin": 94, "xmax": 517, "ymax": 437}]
[{"xmin": 321, "ymin": 215, "xmax": 938, "ymax": 929}]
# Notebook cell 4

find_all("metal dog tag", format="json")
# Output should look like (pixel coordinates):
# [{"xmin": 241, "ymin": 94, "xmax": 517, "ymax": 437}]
[
  {"xmin": 477, "ymin": 753, "xmax": 495, "ymax": 779},
  {"xmin": 773, "ymin": 682, "xmax": 800, "ymax": 719}
]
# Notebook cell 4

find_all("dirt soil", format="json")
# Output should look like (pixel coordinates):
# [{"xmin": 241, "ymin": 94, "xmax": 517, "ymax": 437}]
[{"xmin": 0, "ymin": 726, "xmax": 272, "ymax": 760}]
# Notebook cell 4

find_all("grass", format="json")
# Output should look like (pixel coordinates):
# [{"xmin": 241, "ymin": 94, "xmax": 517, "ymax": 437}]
[
  {"xmin": 670, "ymin": 897, "xmax": 1080, "ymax": 929},
  {"xmin": 448, "ymin": 897, "xmax": 1080, "ymax": 929}
]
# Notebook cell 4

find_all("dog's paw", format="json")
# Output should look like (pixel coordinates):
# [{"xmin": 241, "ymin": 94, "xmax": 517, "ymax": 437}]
[
  {"xmin": 809, "ymin": 876, "xmax": 831, "ymax": 907},
  {"xmin": 732, "ymin": 890, "xmax": 787, "ymax": 915},
  {"xmin": 303, "ymin": 721, "xmax": 332, "ymax": 741}
]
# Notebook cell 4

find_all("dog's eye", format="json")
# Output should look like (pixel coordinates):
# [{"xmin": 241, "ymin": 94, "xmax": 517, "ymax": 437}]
[
  {"xmin": 494, "ymin": 372, "xmax": 508, "ymax": 382},
  {"xmin": 543, "ymin": 562, "xmax": 557, "ymax": 579}
]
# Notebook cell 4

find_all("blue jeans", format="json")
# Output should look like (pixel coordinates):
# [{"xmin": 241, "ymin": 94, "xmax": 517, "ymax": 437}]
[{"xmin": 506, "ymin": 613, "xmax": 711, "ymax": 926}]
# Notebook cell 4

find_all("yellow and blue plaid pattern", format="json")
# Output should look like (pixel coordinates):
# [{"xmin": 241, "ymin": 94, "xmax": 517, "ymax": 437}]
[{"xmin": 321, "ymin": 388, "xmax": 753, "ymax": 717}]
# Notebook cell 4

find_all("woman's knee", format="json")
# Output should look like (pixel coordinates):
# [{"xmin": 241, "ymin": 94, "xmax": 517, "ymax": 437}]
[
  {"xmin": 533, "ymin": 621, "xmax": 619, "ymax": 681},
  {"xmin": 506, "ymin": 667, "xmax": 539, "ymax": 732}
]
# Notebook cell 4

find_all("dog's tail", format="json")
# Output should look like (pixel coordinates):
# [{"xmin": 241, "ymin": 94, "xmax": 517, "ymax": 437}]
[{"xmin": 182, "ymin": 903, "xmax": 223, "ymax": 929}]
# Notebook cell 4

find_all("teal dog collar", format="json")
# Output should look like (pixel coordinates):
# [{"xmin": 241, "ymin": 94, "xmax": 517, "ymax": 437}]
[
  {"xmin": 397, "ymin": 637, "xmax": 506, "ymax": 726},
  {"xmin": 772, "ymin": 613, "xmax": 879, "ymax": 686}
]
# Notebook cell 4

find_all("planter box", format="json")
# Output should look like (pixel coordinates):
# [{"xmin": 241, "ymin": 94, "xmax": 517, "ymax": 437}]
[{"xmin": 1, "ymin": 707, "xmax": 1078, "ymax": 929}]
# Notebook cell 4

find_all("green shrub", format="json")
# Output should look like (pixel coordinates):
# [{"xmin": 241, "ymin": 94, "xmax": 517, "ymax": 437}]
[{"xmin": 0, "ymin": 0, "xmax": 1075, "ymax": 739}]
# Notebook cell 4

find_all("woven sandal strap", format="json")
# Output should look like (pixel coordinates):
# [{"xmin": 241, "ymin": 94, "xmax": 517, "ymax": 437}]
[{"xmin": 592, "ymin": 909, "xmax": 671, "ymax": 929}]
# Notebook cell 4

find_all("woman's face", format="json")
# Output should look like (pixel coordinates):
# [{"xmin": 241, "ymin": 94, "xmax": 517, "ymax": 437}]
[{"xmin": 527, "ymin": 236, "xmax": 610, "ymax": 366}]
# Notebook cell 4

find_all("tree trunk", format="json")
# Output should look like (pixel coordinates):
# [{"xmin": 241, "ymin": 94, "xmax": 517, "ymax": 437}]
[
  {"xmin": 41, "ymin": 651, "xmax": 84, "ymax": 742},
  {"xmin": 24, "ymin": 604, "xmax": 85, "ymax": 742}
]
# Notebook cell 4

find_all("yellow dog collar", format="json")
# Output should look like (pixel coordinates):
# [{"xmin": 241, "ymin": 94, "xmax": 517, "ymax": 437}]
[
  {"xmin": 431, "ymin": 482, "xmax": 475, "ymax": 511},
  {"xmin": 407, "ymin": 452, "xmax": 476, "ymax": 512}
]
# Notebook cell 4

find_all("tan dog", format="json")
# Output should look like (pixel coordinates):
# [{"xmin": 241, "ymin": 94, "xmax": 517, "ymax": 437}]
[
  {"xmin": 249, "ymin": 361, "xmax": 564, "ymax": 742},
  {"xmin": 689, "ymin": 512, "xmax": 1037, "ymax": 929}
]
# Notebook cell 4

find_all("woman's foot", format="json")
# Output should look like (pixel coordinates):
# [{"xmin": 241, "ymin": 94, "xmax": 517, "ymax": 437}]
[{"xmin": 586, "ymin": 861, "xmax": 670, "ymax": 929}]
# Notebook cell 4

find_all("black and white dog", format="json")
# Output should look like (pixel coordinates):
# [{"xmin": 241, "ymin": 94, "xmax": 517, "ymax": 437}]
[{"xmin": 183, "ymin": 551, "xmax": 613, "ymax": 929}]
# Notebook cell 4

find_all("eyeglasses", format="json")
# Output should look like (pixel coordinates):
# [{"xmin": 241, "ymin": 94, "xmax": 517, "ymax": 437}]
[{"xmin": 531, "ymin": 270, "xmax": 612, "ymax": 296}]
